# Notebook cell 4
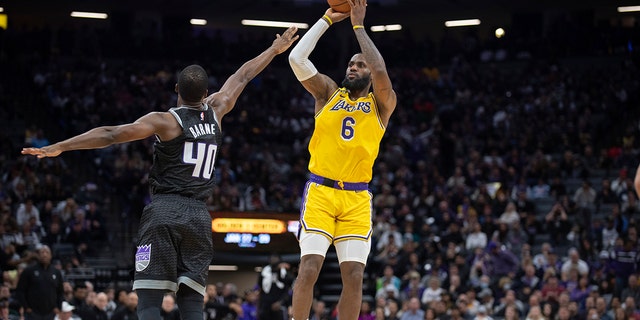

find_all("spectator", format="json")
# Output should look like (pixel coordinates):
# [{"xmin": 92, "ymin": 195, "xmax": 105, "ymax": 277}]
[
  {"xmin": 622, "ymin": 296, "xmax": 640, "ymax": 319},
  {"xmin": 69, "ymin": 283, "xmax": 88, "ymax": 310},
  {"xmin": 498, "ymin": 202, "xmax": 520, "ymax": 226},
  {"xmin": 111, "ymin": 291, "xmax": 138, "ymax": 320},
  {"xmin": 466, "ymin": 222, "xmax": 487, "ymax": 251},
  {"xmin": 53, "ymin": 301, "xmax": 81, "ymax": 320},
  {"xmin": 493, "ymin": 290, "xmax": 524, "ymax": 318},
  {"xmin": 602, "ymin": 217, "xmax": 620, "ymax": 250},
  {"xmin": 610, "ymin": 238, "xmax": 640, "ymax": 297},
  {"xmin": 544, "ymin": 203, "xmax": 571, "ymax": 246},
  {"xmin": 15, "ymin": 199, "xmax": 41, "ymax": 227},
  {"xmin": 421, "ymin": 277, "xmax": 443, "ymax": 307},
  {"xmin": 525, "ymin": 305, "xmax": 544, "ymax": 320},
  {"xmin": 528, "ymin": 179, "xmax": 550, "ymax": 200},
  {"xmin": 573, "ymin": 180, "xmax": 597, "ymax": 210},
  {"xmin": 76, "ymin": 291, "xmax": 108, "ymax": 320},
  {"xmin": 484, "ymin": 241, "xmax": 520, "ymax": 280},
  {"xmin": 621, "ymin": 274, "xmax": 640, "ymax": 304},
  {"xmin": 160, "ymin": 293, "xmax": 181, "ymax": 320},
  {"xmin": 358, "ymin": 301, "xmax": 375, "ymax": 320},
  {"xmin": 474, "ymin": 305, "xmax": 493, "ymax": 320},
  {"xmin": 540, "ymin": 275, "xmax": 565, "ymax": 304},
  {"xmin": 376, "ymin": 265, "xmax": 401, "ymax": 292},
  {"xmin": 401, "ymin": 271, "xmax": 425, "ymax": 301},
  {"xmin": 310, "ymin": 299, "xmax": 328, "ymax": 320},
  {"xmin": 257, "ymin": 254, "xmax": 293, "ymax": 320},
  {"xmin": 399, "ymin": 297, "xmax": 423, "ymax": 320}
]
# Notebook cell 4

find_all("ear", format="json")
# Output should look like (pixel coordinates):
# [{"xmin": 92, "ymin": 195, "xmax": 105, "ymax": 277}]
[{"xmin": 175, "ymin": 83, "xmax": 179, "ymax": 93}]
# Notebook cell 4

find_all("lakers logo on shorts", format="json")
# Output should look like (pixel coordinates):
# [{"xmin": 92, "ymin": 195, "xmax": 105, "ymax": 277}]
[{"xmin": 135, "ymin": 244, "xmax": 151, "ymax": 272}]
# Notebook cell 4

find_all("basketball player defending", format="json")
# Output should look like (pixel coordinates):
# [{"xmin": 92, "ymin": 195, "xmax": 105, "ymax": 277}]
[
  {"xmin": 288, "ymin": 0, "xmax": 397, "ymax": 319},
  {"xmin": 22, "ymin": 26, "xmax": 299, "ymax": 320}
]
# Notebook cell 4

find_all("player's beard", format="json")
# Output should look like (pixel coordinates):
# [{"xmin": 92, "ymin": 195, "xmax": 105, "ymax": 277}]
[{"xmin": 341, "ymin": 74, "xmax": 370, "ymax": 92}]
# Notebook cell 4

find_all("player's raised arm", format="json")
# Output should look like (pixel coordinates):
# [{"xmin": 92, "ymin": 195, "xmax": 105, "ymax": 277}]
[
  {"xmin": 289, "ymin": 9, "xmax": 349, "ymax": 112},
  {"xmin": 206, "ymin": 26, "xmax": 299, "ymax": 121},
  {"xmin": 21, "ymin": 112, "xmax": 176, "ymax": 158},
  {"xmin": 348, "ymin": 0, "xmax": 397, "ymax": 124}
]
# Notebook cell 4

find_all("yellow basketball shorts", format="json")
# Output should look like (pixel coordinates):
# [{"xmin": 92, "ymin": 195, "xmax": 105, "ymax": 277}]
[{"xmin": 299, "ymin": 177, "xmax": 373, "ymax": 243}]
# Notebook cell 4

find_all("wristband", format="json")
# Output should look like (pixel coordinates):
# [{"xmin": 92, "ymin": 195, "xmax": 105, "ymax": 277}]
[
  {"xmin": 353, "ymin": 25, "xmax": 365, "ymax": 30},
  {"xmin": 322, "ymin": 15, "xmax": 333, "ymax": 26}
]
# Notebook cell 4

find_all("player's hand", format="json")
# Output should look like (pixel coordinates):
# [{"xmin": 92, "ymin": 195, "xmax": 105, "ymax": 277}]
[
  {"xmin": 271, "ymin": 26, "xmax": 300, "ymax": 54},
  {"xmin": 21, "ymin": 145, "xmax": 63, "ymax": 158},
  {"xmin": 324, "ymin": 8, "xmax": 350, "ymax": 24},
  {"xmin": 347, "ymin": 0, "xmax": 367, "ymax": 26}
]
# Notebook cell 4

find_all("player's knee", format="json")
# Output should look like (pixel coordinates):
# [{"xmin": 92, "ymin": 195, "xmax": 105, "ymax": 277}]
[
  {"xmin": 340, "ymin": 262, "xmax": 365, "ymax": 283},
  {"xmin": 298, "ymin": 255, "xmax": 324, "ymax": 279}
]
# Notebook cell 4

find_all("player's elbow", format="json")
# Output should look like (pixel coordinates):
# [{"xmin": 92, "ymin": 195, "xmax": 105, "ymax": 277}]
[
  {"xmin": 288, "ymin": 50, "xmax": 301, "ymax": 68},
  {"xmin": 289, "ymin": 53, "xmax": 317, "ymax": 81}
]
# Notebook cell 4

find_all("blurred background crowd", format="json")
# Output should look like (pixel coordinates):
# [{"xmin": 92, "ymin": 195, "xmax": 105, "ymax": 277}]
[{"xmin": 0, "ymin": 1, "xmax": 640, "ymax": 319}]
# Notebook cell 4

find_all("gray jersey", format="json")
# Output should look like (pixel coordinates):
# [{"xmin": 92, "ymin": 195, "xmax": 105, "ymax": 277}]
[{"xmin": 149, "ymin": 105, "xmax": 222, "ymax": 201}]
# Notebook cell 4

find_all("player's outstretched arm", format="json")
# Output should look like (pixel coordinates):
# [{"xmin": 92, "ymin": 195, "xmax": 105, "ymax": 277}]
[
  {"xmin": 21, "ymin": 112, "xmax": 173, "ymax": 158},
  {"xmin": 206, "ymin": 26, "xmax": 299, "ymax": 120},
  {"xmin": 348, "ymin": 0, "xmax": 397, "ymax": 125},
  {"xmin": 289, "ymin": 9, "xmax": 349, "ymax": 112}
]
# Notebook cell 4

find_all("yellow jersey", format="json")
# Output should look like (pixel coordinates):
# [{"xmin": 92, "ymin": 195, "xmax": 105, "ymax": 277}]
[{"xmin": 308, "ymin": 88, "xmax": 385, "ymax": 183}]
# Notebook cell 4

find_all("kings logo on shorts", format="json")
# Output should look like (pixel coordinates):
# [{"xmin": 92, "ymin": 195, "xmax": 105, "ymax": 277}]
[{"xmin": 135, "ymin": 244, "xmax": 151, "ymax": 272}]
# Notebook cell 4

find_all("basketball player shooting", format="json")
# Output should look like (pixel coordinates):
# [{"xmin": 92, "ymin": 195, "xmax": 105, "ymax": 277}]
[{"xmin": 288, "ymin": 0, "xmax": 397, "ymax": 319}]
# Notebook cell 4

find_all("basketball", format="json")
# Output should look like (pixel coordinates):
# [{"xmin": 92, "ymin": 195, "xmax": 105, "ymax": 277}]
[{"xmin": 327, "ymin": 0, "xmax": 350, "ymax": 13}]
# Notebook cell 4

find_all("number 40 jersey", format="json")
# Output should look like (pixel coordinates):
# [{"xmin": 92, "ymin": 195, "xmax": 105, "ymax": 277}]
[
  {"xmin": 149, "ymin": 105, "xmax": 222, "ymax": 201},
  {"xmin": 308, "ymin": 88, "xmax": 385, "ymax": 184}
]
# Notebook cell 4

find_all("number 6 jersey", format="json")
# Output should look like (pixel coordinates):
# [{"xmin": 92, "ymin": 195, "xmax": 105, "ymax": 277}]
[
  {"xmin": 149, "ymin": 105, "xmax": 222, "ymax": 201},
  {"xmin": 308, "ymin": 88, "xmax": 385, "ymax": 183}
]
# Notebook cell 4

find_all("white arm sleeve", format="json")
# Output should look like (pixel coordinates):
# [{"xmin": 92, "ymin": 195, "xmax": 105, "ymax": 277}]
[{"xmin": 288, "ymin": 18, "xmax": 330, "ymax": 81}]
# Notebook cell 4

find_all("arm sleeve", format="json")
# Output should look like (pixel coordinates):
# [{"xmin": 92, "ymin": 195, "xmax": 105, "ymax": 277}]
[{"xmin": 288, "ymin": 18, "xmax": 330, "ymax": 81}]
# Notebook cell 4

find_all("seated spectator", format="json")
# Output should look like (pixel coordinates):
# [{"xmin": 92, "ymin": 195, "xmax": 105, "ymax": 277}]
[
  {"xmin": 111, "ymin": 292, "xmax": 138, "ymax": 320},
  {"xmin": 540, "ymin": 275, "xmax": 565, "ymax": 304},
  {"xmin": 622, "ymin": 296, "xmax": 640, "ymax": 319},
  {"xmin": 310, "ymin": 299, "xmax": 328, "ymax": 320},
  {"xmin": 621, "ymin": 274, "xmax": 640, "ymax": 304},
  {"xmin": 355, "ymin": 301, "xmax": 374, "ymax": 320},
  {"xmin": 527, "ymin": 178, "xmax": 550, "ymax": 199},
  {"xmin": 560, "ymin": 248, "xmax": 589, "ymax": 280},
  {"xmin": 466, "ymin": 222, "xmax": 487, "ymax": 251},
  {"xmin": 516, "ymin": 264, "xmax": 541, "ymax": 300},
  {"xmin": 421, "ymin": 277, "xmax": 443, "ymax": 307},
  {"xmin": 525, "ymin": 304, "xmax": 545, "ymax": 320},
  {"xmin": 77, "ymin": 291, "xmax": 108, "ymax": 320},
  {"xmin": 522, "ymin": 212, "xmax": 542, "ymax": 246},
  {"xmin": 16, "ymin": 198, "xmax": 41, "ymax": 227},
  {"xmin": 595, "ymin": 297, "xmax": 613, "ymax": 320},
  {"xmin": 376, "ymin": 265, "xmax": 401, "ymax": 292},
  {"xmin": 161, "ymin": 293, "xmax": 181, "ymax": 320},
  {"xmin": 569, "ymin": 276, "xmax": 590, "ymax": 305},
  {"xmin": 471, "ymin": 305, "xmax": 490, "ymax": 320},
  {"xmin": 544, "ymin": 203, "xmax": 571, "ymax": 246},
  {"xmin": 400, "ymin": 271, "xmax": 425, "ymax": 301},
  {"xmin": 493, "ymin": 290, "xmax": 525, "ymax": 318},
  {"xmin": 498, "ymin": 202, "xmax": 520, "ymax": 226},
  {"xmin": 54, "ymin": 301, "xmax": 81, "ymax": 320},
  {"xmin": 533, "ymin": 243, "xmax": 553, "ymax": 271}
]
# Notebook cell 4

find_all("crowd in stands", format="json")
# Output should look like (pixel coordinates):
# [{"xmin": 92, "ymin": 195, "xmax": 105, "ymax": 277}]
[{"xmin": 1, "ymin": 9, "xmax": 640, "ymax": 320}]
